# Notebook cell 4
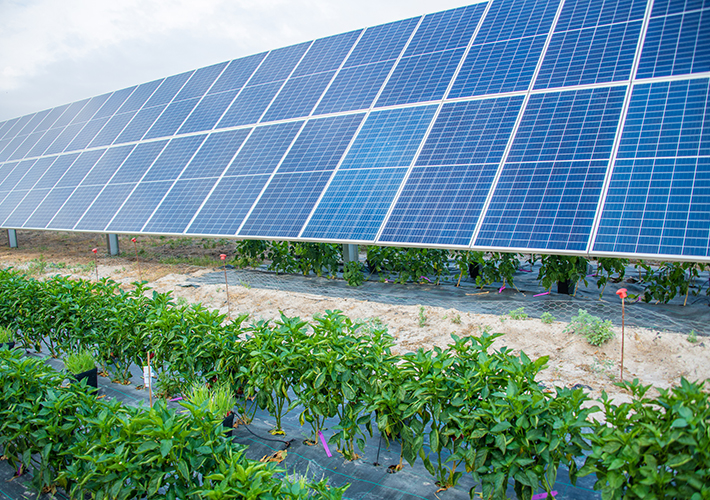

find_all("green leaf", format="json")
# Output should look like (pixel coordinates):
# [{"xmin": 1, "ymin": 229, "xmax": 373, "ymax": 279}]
[
  {"xmin": 160, "ymin": 439, "xmax": 173, "ymax": 458},
  {"xmin": 671, "ymin": 418, "xmax": 688, "ymax": 428},
  {"xmin": 430, "ymin": 427, "xmax": 440, "ymax": 453},
  {"xmin": 491, "ymin": 421, "xmax": 512, "ymax": 433}
]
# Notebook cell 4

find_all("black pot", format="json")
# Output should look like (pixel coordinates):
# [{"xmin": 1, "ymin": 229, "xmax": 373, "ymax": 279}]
[
  {"xmin": 223, "ymin": 412, "xmax": 235, "ymax": 437},
  {"xmin": 557, "ymin": 280, "xmax": 573, "ymax": 295},
  {"xmin": 74, "ymin": 367, "xmax": 98, "ymax": 393},
  {"xmin": 1, "ymin": 341, "xmax": 15, "ymax": 350},
  {"xmin": 468, "ymin": 263, "xmax": 481, "ymax": 280}
]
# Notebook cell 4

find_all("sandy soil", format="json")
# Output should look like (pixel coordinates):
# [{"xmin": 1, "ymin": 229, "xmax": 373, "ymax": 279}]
[{"xmin": 1, "ymin": 230, "xmax": 708, "ymax": 408}]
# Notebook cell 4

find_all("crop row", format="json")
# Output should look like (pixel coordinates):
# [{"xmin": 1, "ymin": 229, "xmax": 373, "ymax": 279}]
[{"xmin": 0, "ymin": 268, "xmax": 708, "ymax": 499}]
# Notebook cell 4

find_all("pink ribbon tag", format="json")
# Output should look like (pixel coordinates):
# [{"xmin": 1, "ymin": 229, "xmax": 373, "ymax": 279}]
[
  {"xmin": 498, "ymin": 285, "xmax": 506, "ymax": 293},
  {"xmin": 534, "ymin": 291, "xmax": 550, "ymax": 297},
  {"xmin": 318, "ymin": 431, "xmax": 332, "ymax": 457},
  {"xmin": 531, "ymin": 492, "xmax": 557, "ymax": 500}
]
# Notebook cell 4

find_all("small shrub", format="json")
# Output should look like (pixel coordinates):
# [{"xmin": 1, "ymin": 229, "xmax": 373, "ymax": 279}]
[
  {"xmin": 507, "ymin": 307, "xmax": 528, "ymax": 320},
  {"xmin": 451, "ymin": 313, "xmax": 461, "ymax": 325},
  {"xmin": 565, "ymin": 309, "xmax": 615, "ymax": 346},
  {"xmin": 687, "ymin": 330, "xmax": 698, "ymax": 343},
  {"xmin": 343, "ymin": 261, "xmax": 365, "ymax": 286},
  {"xmin": 184, "ymin": 382, "xmax": 235, "ymax": 419},
  {"xmin": 418, "ymin": 306, "xmax": 427, "ymax": 327},
  {"xmin": 540, "ymin": 312, "xmax": 555, "ymax": 324},
  {"xmin": 64, "ymin": 350, "xmax": 96, "ymax": 375}
]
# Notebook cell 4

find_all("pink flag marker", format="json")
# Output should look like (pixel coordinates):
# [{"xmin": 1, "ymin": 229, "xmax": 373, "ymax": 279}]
[
  {"xmin": 318, "ymin": 431, "xmax": 332, "ymax": 457},
  {"xmin": 531, "ymin": 491, "xmax": 557, "ymax": 500},
  {"xmin": 534, "ymin": 291, "xmax": 550, "ymax": 297},
  {"xmin": 498, "ymin": 285, "xmax": 506, "ymax": 293}
]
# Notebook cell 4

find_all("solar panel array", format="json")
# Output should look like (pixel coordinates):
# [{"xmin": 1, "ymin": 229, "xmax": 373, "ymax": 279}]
[{"xmin": 0, "ymin": 0, "xmax": 708, "ymax": 260}]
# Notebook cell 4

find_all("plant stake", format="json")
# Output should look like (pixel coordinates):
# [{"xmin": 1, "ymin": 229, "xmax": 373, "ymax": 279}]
[
  {"xmin": 147, "ymin": 352, "xmax": 153, "ymax": 408},
  {"xmin": 220, "ymin": 254, "xmax": 230, "ymax": 317},
  {"xmin": 616, "ymin": 288, "xmax": 627, "ymax": 382},
  {"xmin": 132, "ymin": 237, "xmax": 142, "ymax": 282},
  {"xmin": 92, "ymin": 248, "xmax": 99, "ymax": 281}
]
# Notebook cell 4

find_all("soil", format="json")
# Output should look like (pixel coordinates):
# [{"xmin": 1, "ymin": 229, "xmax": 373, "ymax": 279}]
[{"xmin": 1, "ymin": 230, "xmax": 708, "ymax": 411}]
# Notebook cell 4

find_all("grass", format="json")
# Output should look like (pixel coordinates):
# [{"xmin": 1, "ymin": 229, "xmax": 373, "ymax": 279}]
[
  {"xmin": 418, "ymin": 306, "xmax": 427, "ymax": 327},
  {"xmin": 0, "ymin": 325, "xmax": 12, "ymax": 343},
  {"xmin": 64, "ymin": 350, "xmax": 96, "ymax": 375}
]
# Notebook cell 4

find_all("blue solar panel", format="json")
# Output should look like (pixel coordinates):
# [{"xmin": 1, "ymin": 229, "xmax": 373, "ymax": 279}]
[
  {"xmin": 380, "ymin": 163, "xmax": 500, "ymax": 245},
  {"xmin": 178, "ymin": 91, "xmax": 238, "ymax": 134},
  {"xmin": 509, "ymin": 87, "xmax": 627, "ymax": 162},
  {"xmin": 262, "ymin": 71, "xmax": 335, "ymax": 121},
  {"xmin": 637, "ymin": 9, "xmax": 710, "ymax": 78},
  {"xmin": 0, "ymin": 120, "xmax": 16, "ymax": 140},
  {"xmin": 143, "ymin": 98, "xmax": 199, "ymax": 139},
  {"xmin": 80, "ymin": 145, "xmax": 135, "ymax": 186},
  {"xmin": 0, "ymin": 162, "xmax": 19, "ymax": 187},
  {"xmin": 74, "ymin": 183, "xmax": 137, "ymax": 231},
  {"xmin": 3, "ymin": 115, "xmax": 36, "ymax": 140},
  {"xmin": 143, "ymin": 178, "xmax": 220, "ymax": 233},
  {"xmin": 9, "ymin": 157, "xmax": 57, "ymax": 191},
  {"xmin": 89, "ymin": 112, "xmax": 135, "ymax": 148},
  {"xmin": 142, "ymin": 135, "xmax": 205, "ymax": 182},
  {"xmin": 7, "ymin": 131, "xmax": 44, "ymax": 161},
  {"xmin": 180, "ymin": 129, "xmax": 251, "ymax": 179},
  {"xmin": 33, "ymin": 153, "xmax": 80, "ymax": 190},
  {"xmin": 47, "ymin": 185, "xmax": 104, "ymax": 229},
  {"xmin": 66, "ymin": 117, "xmax": 111, "ymax": 151},
  {"xmin": 535, "ymin": 21, "xmax": 642, "ymax": 89},
  {"xmin": 278, "ymin": 114, "xmax": 365, "ymax": 173},
  {"xmin": 449, "ymin": 35, "xmax": 547, "ymax": 97},
  {"xmin": 595, "ymin": 157, "xmax": 710, "ymax": 257},
  {"xmin": 4, "ymin": 188, "xmax": 53, "ymax": 226},
  {"xmin": 0, "ymin": 160, "xmax": 34, "ymax": 193},
  {"xmin": 174, "ymin": 62, "xmax": 228, "ymax": 101},
  {"xmin": 475, "ymin": 0, "xmax": 561, "ymax": 44},
  {"xmin": 216, "ymin": 82, "xmax": 282, "ymax": 128},
  {"xmin": 0, "ymin": 140, "xmax": 11, "ymax": 159},
  {"xmin": 556, "ymin": 0, "xmax": 647, "ymax": 31},
  {"xmin": 314, "ymin": 60, "xmax": 395, "ymax": 114},
  {"xmin": 344, "ymin": 17, "xmax": 420, "ymax": 67},
  {"xmin": 54, "ymin": 149, "xmax": 106, "ymax": 188},
  {"xmin": 224, "ymin": 121, "xmax": 303, "ymax": 176},
  {"xmin": 118, "ymin": 80, "xmax": 163, "ymax": 113},
  {"xmin": 248, "ymin": 42, "xmax": 312, "ymax": 86},
  {"xmin": 476, "ymin": 159, "xmax": 612, "ymax": 250},
  {"xmin": 115, "ymin": 106, "xmax": 165, "ymax": 144},
  {"xmin": 43, "ymin": 123, "xmax": 84, "ymax": 155},
  {"xmin": 240, "ymin": 170, "xmax": 334, "ymax": 237},
  {"xmin": 0, "ymin": 136, "xmax": 28, "ymax": 162},
  {"xmin": 70, "ymin": 93, "xmax": 112, "ymax": 124},
  {"xmin": 652, "ymin": 0, "xmax": 706, "ymax": 17},
  {"xmin": 94, "ymin": 86, "xmax": 136, "ymax": 119},
  {"xmin": 51, "ymin": 100, "xmax": 90, "ymax": 129},
  {"xmin": 302, "ymin": 167, "xmax": 409, "ymax": 241},
  {"xmin": 293, "ymin": 30, "xmax": 362, "ymax": 77},
  {"xmin": 33, "ymin": 105, "xmax": 70, "ymax": 133},
  {"xmin": 209, "ymin": 53, "xmax": 267, "ymax": 94},
  {"xmin": 340, "ymin": 105, "xmax": 438, "ymax": 169},
  {"xmin": 27, "ymin": 129, "xmax": 63, "ymax": 158},
  {"xmin": 405, "ymin": 4, "xmax": 487, "ymax": 56},
  {"xmin": 145, "ymin": 71, "xmax": 194, "ymax": 108},
  {"xmin": 617, "ymin": 79, "xmax": 710, "ymax": 159},
  {"xmin": 17, "ymin": 109, "xmax": 51, "ymax": 137},
  {"xmin": 24, "ymin": 187, "xmax": 75, "ymax": 228},
  {"xmin": 0, "ymin": 191, "xmax": 31, "ymax": 225},
  {"xmin": 375, "ymin": 48, "xmax": 465, "ymax": 107},
  {"xmin": 186, "ymin": 174, "xmax": 271, "ymax": 235},
  {"xmin": 110, "ymin": 141, "xmax": 167, "ymax": 185},
  {"xmin": 417, "ymin": 96, "xmax": 525, "ymax": 166},
  {"xmin": 106, "ymin": 180, "xmax": 175, "ymax": 231}
]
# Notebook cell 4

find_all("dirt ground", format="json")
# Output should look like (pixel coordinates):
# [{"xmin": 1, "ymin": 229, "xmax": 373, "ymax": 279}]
[{"xmin": 1, "ymin": 230, "xmax": 708, "ymax": 410}]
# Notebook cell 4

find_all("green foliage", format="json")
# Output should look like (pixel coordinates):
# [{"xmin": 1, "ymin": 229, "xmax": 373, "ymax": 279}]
[
  {"xmin": 234, "ymin": 239, "xmax": 269, "ymax": 268},
  {"xmin": 538, "ymin": 255, "xmax": 589, "ymax": 292},
  {"xmin": 565, "ymin": 309, "xmax": 615, "ymax": 346},
  {"xmin": 580, "ymin": 378, "xmax": 710, "ymax": 499},
  {"xmin": 540, "ymin": 312, "xmax": 555, "ymax": 324},
  {"xmin": 64, "ymin": 349, "xmax": 96, "ymax": 375},
  {"xmin": 343, "ymin": 260, "xmax": 366, "ymax": 286},
  {"xmin": 454, "ymin": 251, "xmax": 521, "ymax": 289},
  {"xmin": 638, "ymin": 261, "xmax": 707, "ymax": 304},
  {"xmin": 507, "ymin": 307, "xmax": 528, "ymax": 320},
  {"xmin": 185, "ymin": 381, "xmax": 236, "ymax": 419},
  {"xmin": 0, "ymin": 324, "xmax": 12, "ymax": 343},
  {"xmin": 595, "ymin": 258, "xmax": 629, "ymax": 298},
  {"xmin": 451, "ymin": 313, "xmax": 462, "ymax": 325},
  {"xmin": 418, "ymin": 306, "xmax": 427, "ymax": 327},
  {"xmin": 367, "ymin": 246, "xmax": 450, "ymax": 284},
  {"xmin": 267, "ymin": 241, "xmax": 341, "ymax": 277},
  {"xmin": 687, "ymin": 330, "xmax": 698, "ymax": 343}
]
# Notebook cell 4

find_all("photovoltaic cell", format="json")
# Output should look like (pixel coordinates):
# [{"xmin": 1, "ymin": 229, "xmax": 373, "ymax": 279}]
[
  {"xmin": 0, "ymin": 161, "xmax": 31, "ymax": 193},
  {"xmin": 535, "ymin": 21, "xmax": 642, "ymax": 89},
  {"xmin": 70, "ymin": 93, "xmax": 111, "ymax": 124},
  {"xmin": 8, "ymin": 131, "xmax": 45, "ymax": 161},
  {"xmin": 174, "ymin": 62, "xmax": 228, "ymax": 101},
  {"xmin": 54, "ymin": 149, "xmax": 106, "ymax": 188},
  {"xmin": 240, "ymin": 170, "xmax": 334, "ymax": 237},
  {"xmin": 3, "ymin": 115, "xmax": 36, "ymax": 141},
  {"xmin": 24, "ymin": 187, "xmax": 76, "ymax": 228},
  {"xmin": 556, "ymin": 0, "xmax": 647, "ymax": 31},
  {"xmin": 118, "ymin": 80, "xmax": 163, "ymax": 113},
  {"xmin": 74, "ymin": 183, "xmax": 137, "ymax": 231},
  {"xmin": 261, "ymin": 71, "xmax": 335, "ymax": 121},
  {"xmin": 617, "ymin": 79, "xmax": 710, "ymax": 159},
  {"xmin": 145, "ymin": 72, "xmax": 193, "ymax": 108},
  {"xmin": 27, "ymin": 129, "xmax": 63, "ymax": 158},
  {"xmin": 340, "ymin": 105, "xmax": 438, "ymax": 169},
  {"xmin": 106, "ymin": 180, "xmax": 175, "ymax": 231},
  {"xmin": 224, "ymin": 121, "xmax": 303, "ymax": 176},
  {"xmin": 278, "ymin": 114, "xmax": 365, "ymax": 173},
  {"xmin": 293, "ymin": 30, "xmax": 362, "ymax": 77},
  {"xmin": 43, "ymin": 123, "xmax": 85, "ymax": 155},
  {"xmin": 3, "ymin": 188, "xmax": 52, "ymax": 226},
  {"xmin": 142, "ymin": 135, "xmax": 206, "ymax": 182},
  {"xmin": 89, "ymin": 112, "xmax": 135, "ymax": 147},
  {"xmin": 47, "ymin": 185, "xmax": 104, "ymax": 229},
  {"xmin": 178, "ymin": 91, "xmax": 238, "ymax": 134},
  {"xmin": 186, "ymin": 174, "xmax": 271, "ymax": 235},
  {"xmin": 344, "ymin": 17, "xmax": 420, "ymax": 67},
  {"xmin": 449, "ymin": 35, "xmax": 547, "ymax": 97},
  {"xmin": 314, "ymin": 60, "xmax": 395, "ymax": 114},
  {"xmin": 0, "ymin": 162, "xmax": 19, "ymax": 187},
  {"xmin": 18, "ymin": 109, "xmax": 51, "ymax": 137},
  {"xmin": 380, "ymin": 163, "xmax": 500, "ymax": 245},
  {"xmin": 209, "ymin": 53, "xmax": 267, "ymax": 94},
  {"xmin": 376, "ymin": 48, "xmax": 465, "ymax": 107},
  {"xmin": 0, "ymin": 191, "xmax": 31, "ymax": 225},
  {"xmin": 33, "ymin": 105, "xmax": 70, "ymax": 133},
  {"xmin": 652, "ymin": 0, "xmax": 706, "ymax": 18},
  {"xmin": 637, "ymin": 9, "xmax": 710, "ymax": 78},
  {"xmin": 9, "ymin": 157, "xmax": 56, "ymax": 191},
  {"xmin": 51, "ymin": 100, "xmax": 90, "ymax": 129},
  {"xmin": 248, "ymin": 42, "xmax": 312, "ymax": 86},
  {"xmin": 33, "ymin": 153, "xmax": 80, "ymax": 189},
  {"xmin": 65, "ymin": 117, "xmax": 111, "ymax": 151},
  {"xmin": 143, "ymin": 178, "xmax": 220, "ymax": 233},
  {"xmin": 0, "ymin": 136, "xmax": 28, "ymax": 162},
  {"xmin": 115, "ymin": 106, "xmax": 165, "ymax": 144},
  {"xmin": 94, "ymin": 86, "xmax": 136, "ymax": 119},
  {"xmin": 302, "ymin": 167, "xmax": 409, "ymax": 241},
  {"xmin": 475, "ymin": 0, "xmax": 561, "ymax": 44},
  {"xmin": 80, "ymin": 145, "xmax": 136, "ymax": 186},
  {"xmin": 180, "ymin": 129, "xmax": 251, "ymax": 179},
  {"xmin": 109, "ymin": 141, "xmax": 167, "ymax": 185},
  {"xmin": 216, "ymin": 82, "xmax": 282, "ymax": 128},
  {"xmin": 143, "ymin": 98, "xmax": 199, "ymax": 139},
  {"xmin": 417, "ymin": 96, "xmax": 525, "ymax": 166},
  {"xmin": 405, "ymin": 4, "xmax": 487, "ymax": 57},
  {"xmin": 0, "ymin": 120, "xmax": 17, "ymax": 140}
]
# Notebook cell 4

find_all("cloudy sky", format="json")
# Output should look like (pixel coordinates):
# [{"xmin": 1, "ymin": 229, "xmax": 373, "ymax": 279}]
[{"xmin": 0, "ymin": 0, "xmax": 484, "ymax": 122}]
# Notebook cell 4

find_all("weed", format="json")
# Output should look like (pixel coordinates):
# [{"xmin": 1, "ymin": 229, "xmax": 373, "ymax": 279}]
[
  {"xmin": 418, "ymin": 306, "xmax": 427, "ymax": 327},
  {"xmin": 360, "ymin": 317, "xmax": 387, "ymax": 334},
  {"xmin": 64, "ymin": 350, "xmax": 96, "ymax": 375},
  {"xmin": 176, "ymin": 296, "xmax": 189, "ymax": 307},
  {"xmin": 0, "ymin": 325, "xmax": 12, "ymax": 343},
  {"xmin": 239, "ymin": 280, "xmax": 252, "ymax": 289},
  {"xmin": 507, "ymin": 307, "xmax": 528, "ymax": 320},
  {"xmin": 540, "ymin": 312, "xmax": 555, "ymax": 324},
  {"xmin": 451, "ymin": 313, "xmax": 461, "ymax": 325},
  {"xmin": 72, "ymin": 263, "xmax": 94, "ymax": 273},
  {"xmin": 499, "ymin": 316, "xmax": 507, "ymax": 323},
  {"xmin": 591, "ymin": 357, "xmax": 616, "ymax": 381},
  {"xmin": 687, "ymin": 330, "xmax": 698, "ymax": 343},
  {"xmin": 478, "ymin": 324, "xmax": 492, "ymax": 335},
  {"xmin": 565, "ymin": 309, "xmax": 615, "ymax": 346},
  {"xmin": 26, "ymin": 259, "xmax": 48, "ymax": 276}
]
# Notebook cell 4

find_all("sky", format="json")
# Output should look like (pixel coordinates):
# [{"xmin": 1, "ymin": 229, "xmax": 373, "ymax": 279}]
[{"xmin": 0, "ymin": 0, "xmax": 484, "ymax": 122}]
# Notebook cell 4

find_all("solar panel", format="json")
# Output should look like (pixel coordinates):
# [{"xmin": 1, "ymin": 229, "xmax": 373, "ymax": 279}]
[{"xmin": 1, "ymin": 0, "xmax": 709, "ymax": 261}]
